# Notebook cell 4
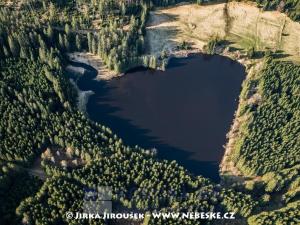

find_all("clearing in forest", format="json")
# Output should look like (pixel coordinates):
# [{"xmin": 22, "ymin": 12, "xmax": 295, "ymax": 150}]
[{"xmin": 145, "ymin": 2, "xmax": 300, "ymax": 62}]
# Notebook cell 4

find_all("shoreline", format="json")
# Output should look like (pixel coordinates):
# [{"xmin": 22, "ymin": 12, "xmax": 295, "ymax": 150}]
[
  {"xmin": 66, "ymin": 41, "xmax": 262, "ymax": 182},
  {"xmin": 156, "ymin": 45, "xmax": 265, "ymax": 182},
  {"xmin": 66, "ymin": 0, "xmax": 300, "ymax": 182},
  {"xmin": 69, "ymin": 79, "xmax": 95, "ymax": 115},
  {"xmin": 66, "ymin": 45, "xmax": 264, "ymax": 182},
  {"xmin": 219, "ymin": 59, "xmax": 263, "ymax": 180},
  {"xmin": 68, "ymin": 52, "xmax": 121, "ymax": 80}
]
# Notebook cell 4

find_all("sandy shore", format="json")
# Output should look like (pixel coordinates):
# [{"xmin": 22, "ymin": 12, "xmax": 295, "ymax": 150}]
[{"xmin": 68, "ymin": 52, "xmax": 120, "ymax": 80}]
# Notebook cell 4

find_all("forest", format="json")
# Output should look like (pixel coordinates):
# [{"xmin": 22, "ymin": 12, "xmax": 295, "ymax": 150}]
[
  {"xmin": 254, "ymin": 0, "xmax": 300, "ymax": 21},
  {"xmin": 232, "ymin": 59, "xmax": 300, "ymax": 176},
  {"xmin": 0, "ymin": 56, "xmax": 256, "ymax": 225},
  {"xmin": 0, "ymin": 0, "xmax": 299, "ymax": 224}
]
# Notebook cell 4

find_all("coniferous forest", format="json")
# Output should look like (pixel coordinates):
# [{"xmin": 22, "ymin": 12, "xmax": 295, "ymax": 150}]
[{"xmin": 0, "ymin": 0, "xmax": 299, "ymax": 225}]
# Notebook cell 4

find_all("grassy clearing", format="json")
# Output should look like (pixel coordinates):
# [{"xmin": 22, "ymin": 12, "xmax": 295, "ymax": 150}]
[{"xmin": 146, "ymin": 2, "xmax": 300, "ymax": 62}]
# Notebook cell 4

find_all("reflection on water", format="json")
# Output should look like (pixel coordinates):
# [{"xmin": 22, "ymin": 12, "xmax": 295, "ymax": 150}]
[{"xmin": 75, "ymin": 54, "xmax": 245, "ymax": 182}]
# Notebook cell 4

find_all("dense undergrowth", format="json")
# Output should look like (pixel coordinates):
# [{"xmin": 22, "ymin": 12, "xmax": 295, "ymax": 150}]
[{"xmin": 0, "ymin": 0, "xmax": 299, "ymax": 224}]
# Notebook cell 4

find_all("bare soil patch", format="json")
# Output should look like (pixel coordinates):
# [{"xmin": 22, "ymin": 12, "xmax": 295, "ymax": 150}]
[
  {"xmin": 68, "ymin": 52, "xmax": 120, "ymax": 80},
  {"xmin": 42, "ymin": 146, "xmax": 85, "ymax": 169},
  {"xmin": 146, "ymin": 2, "xmax": 300, "ymax": 62}
]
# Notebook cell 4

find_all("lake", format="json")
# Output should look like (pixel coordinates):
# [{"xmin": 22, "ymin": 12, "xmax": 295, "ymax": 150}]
[{"xmin": 76, "ymin": 54, "xmax": 245, "ymax": 181}]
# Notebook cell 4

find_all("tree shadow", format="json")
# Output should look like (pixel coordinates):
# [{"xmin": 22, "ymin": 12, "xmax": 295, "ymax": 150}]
[
  {"xmin": 145, "ymin": 13, "xmax": 182, "ymax": 55},
  {"xmin": 272, "ymin": 50, "xmax": 290, "ymax": 59},
  {"xmin": 69, "ymin": 62, "xmax": 221, "ymax": 182}
]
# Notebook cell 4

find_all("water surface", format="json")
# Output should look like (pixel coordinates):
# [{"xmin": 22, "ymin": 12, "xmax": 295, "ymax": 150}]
[{"xmin": 76, "ymin": 54, "xmax": 245, "ymax": 181}]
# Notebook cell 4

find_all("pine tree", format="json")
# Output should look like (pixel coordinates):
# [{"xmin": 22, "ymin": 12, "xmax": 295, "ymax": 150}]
[
  {"xmin": 20, "ymin": 48, "xmax": 27, "ymax": 59},
  {"xmin": 64, "ymin": 34, "xmax": 70, "ymax": 51},
  {"xmin": 8, "ymin": 36, "xmax": 20, "ymax": 57},
  {"xmin": 121, "ymin": 3, "xmax": 126, "ymax": 16},
  {"xmin": 65, "ymin": 23, "xmax": 71, "ymax": 37},
  {"xmin": 149, "ymin": 56, "xmax": 157, "ymax": 69},
  {"xmin": 47, "ymin": 26, "xmax": 54, "ymax": 43},
  {"xmin": 3, "ymin": 46, "xmax": 10, "ymax": 57},
  {"xmin": 91, "ymin": 36, "xmax": 97, "ymax": 54},
  {"xmin": 97, "ymin": 43, "xmax": 101, "ymax": 56},
  {"xmin": 59, "ymin": 33, "xmax": 65, "ymax": 49},
  {"xmin": 87, "ymin": 32, "xmax": 92, "ymax": 52},
  {"xmin": 161, "ymin": 59, "xmax": 167, "ymax": 71},
  {"xmin": 75, "ymin": 35, "xmax": 82, "ymax": 51},
  {"xmin": 115, "ymin": 61, "xmax": 121, "ymax": 73},
  {"xmin": 71, "ymin": 17, "xmax": 78, "ymax": 29},
  {"xmin": 143, "ymin": 56, "xmax": 149, "ymax": 67}
]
